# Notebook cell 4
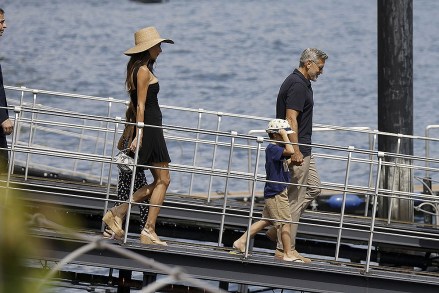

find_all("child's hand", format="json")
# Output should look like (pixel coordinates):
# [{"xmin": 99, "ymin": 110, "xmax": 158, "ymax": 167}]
[{"xmin": 278, "ymin": 129, "xmax": 289, "ymax": 141}]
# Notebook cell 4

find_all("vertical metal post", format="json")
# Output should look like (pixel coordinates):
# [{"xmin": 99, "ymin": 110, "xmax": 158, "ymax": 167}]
[
  {"xmin": 365, "ymin": 151, "xmax": 384, "ymax": 273},
  {"xmin": 99, "ymin": 98, "xmax": 113, "ymax": 185},
  {"xmin": 189, "ymin": 109, "xmax": 203, "ymax": 196},
  {"xmin": 387, "ymin": 135, "xmax": 401, "ymax": 224},
  {"xmin": 247, "ymin": 137, "xmax": 253, "ymax": 196},
  {"xmin": 90, "ymin": 121, "xmax": 102, "ymax": 171},
  {"xmin": 24, "ymin": 90, "xmax": 38, "ymax": 180},
  {"xmin": 123, "ymin": 124, "xmax": 143, "ymax": 244},
  {"xmin": 4, "ymin": 107, "xmax": 22, "ymax": 203},
  {"xmin": 19, "ymin": 86, "xmax": 25, "ymax": 105},
  {"xmin": 425, "ymin": 127, "xmax": 430, "ymax": 178},
  {"xmin": 244, "ymin": 136, "xmax": 264, "ymax": 259},
  {"xmin": 218, "ymin": 131, "xmax": 237, "ymax": 246},
  {"xmin": 11, "ymin": 87, "xmax": 26, "ymax": 174},
  {"xmin": 73, "ymin": 119, "xmax": 86, "ymax": 174},
  {"xmin": 435, "ymin": 206, "xmax": 439, "ymax": 226},
  {"xmin": 335, "ymin": 146, "xmax": 354, "ymax": 261},
  {"xmin": 422, "ymin": 177, "xmax": 433, "ymax": 225},
  {"xmin": 101, "ymin": 118, "xmax": 121, "ymax": 232},
  {"xmin": 365, "ymin": 132, "xmax": 377, "ymax": 217},
  {"xmin": 9, "ymin": 107, "xmax": 22, "ymax": 178},
  {"xmin": 207, "ymin": 112, "xmax": 222, "ymax": 203}
]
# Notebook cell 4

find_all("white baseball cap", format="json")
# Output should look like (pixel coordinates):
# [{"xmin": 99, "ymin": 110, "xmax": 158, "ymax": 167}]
[{"xmin": 266, "ymin": 119, "xmax": 294, "ymax": 134}]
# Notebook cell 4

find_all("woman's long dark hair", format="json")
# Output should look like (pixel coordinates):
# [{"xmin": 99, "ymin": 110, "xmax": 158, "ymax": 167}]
[
  {"xmin": 125, "ymin": 50, "xmax": 155, "ymax": 94},
  {"xmin": 125, "ymin": 101, "xmax": 136, "ymax": 123}
]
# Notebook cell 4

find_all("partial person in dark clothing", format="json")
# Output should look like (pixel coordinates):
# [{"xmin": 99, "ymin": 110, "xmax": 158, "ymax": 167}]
[
  {"xmin": 0, "ymin": 8, "xmax": 13, "ymax": 174},
  {"xmin": 267, "ymin": 48, "xmax": 328, "ymax": 263}
]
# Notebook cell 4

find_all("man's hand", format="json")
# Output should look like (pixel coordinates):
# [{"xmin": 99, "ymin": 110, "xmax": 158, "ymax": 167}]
[
  {"xmin": 290, "ymin": 151, "xmax": 304, "ymax": 166},
  {"xmin": 1, "ymin": 118, "xmax": 13, "ymax": 135}
]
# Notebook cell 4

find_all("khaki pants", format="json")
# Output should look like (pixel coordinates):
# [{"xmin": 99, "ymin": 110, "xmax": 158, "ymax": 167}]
[{"xmin": 276, "ymin": 155, "xmax": 321, "ymax": 250}]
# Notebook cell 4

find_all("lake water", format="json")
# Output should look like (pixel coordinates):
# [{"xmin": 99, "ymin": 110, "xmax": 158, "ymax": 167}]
[
  {"xmin": 3, "ymin": 0, "xmax": 439, "ymax": 188},
  {"xmin": 1, "ymin": 0, "xmax": 439, "ymax": 291},
  {"xmin": 2, "ymin": 0, "xmax": 439, "ymax": 131}
]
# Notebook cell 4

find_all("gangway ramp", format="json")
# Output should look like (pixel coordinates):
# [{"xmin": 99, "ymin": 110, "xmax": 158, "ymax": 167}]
[
  {"xmin": 2, "ymin": 85, "xmax": 439, "ymax": 292},
  {"xmin": 27, "ymin": 223, "xmax": 439, "ymax": 293},
  {"xmin": 7, "ymin": 173, "xmax": 438, "ymax": 292}
]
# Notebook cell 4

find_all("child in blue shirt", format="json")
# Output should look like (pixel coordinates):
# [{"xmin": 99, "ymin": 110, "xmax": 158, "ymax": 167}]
[{"xmin": 233, "ymin": 119, "xmax": 303, "ymax": 262}]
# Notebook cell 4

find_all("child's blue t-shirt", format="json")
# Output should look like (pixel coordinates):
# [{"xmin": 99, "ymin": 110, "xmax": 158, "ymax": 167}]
[{"xmin": 264, "ymin": 143, "xmax": 290, "ymax": 198}]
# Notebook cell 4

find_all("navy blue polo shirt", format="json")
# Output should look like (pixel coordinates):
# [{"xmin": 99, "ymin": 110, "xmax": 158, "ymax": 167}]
[{"xmin": 276, "ymin": 69, "xmax": 313, "ymax": 157}]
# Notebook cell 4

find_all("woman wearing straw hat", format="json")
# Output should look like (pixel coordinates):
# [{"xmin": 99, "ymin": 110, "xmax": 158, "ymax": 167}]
[{"xmin": 103, "ymin": 26, "xmax": 173, "ymax": 246}]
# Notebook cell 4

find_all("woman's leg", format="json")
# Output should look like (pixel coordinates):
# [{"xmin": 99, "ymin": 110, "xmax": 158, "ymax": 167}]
[
  {"xmin": 102, "ymin": 171, "xmax": 130, "ymax": 239},
  {"xmin": 103, "ymin": 170, "xmax": 154, "ymax": 238},
  {"xmin": 115, "ymin": 170, "xmax": 148, "ymax": 216},
  {"xmin": 140, "ymin": 162, "xmax": 170, "ymax": 244},
  {"xmin": 144, "ymin": 163, "xmax": 170, "ymax": 232}
]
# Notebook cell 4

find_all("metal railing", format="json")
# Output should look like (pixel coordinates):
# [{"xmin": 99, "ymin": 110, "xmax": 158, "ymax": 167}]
[{"xmin": 1, "ymin": 85, "xmax": 439, "ymax": 280}]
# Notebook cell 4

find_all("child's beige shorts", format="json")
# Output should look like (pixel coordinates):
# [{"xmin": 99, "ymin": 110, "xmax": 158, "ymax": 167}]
[{"xmin": 262, "ymin": 188, "xmax": 291, "ymax": 228}]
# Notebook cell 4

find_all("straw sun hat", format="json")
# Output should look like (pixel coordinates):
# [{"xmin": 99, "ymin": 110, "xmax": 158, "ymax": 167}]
[{"xmin": 124, "ymin": 26, "xmax": 174, "ymax": 56}]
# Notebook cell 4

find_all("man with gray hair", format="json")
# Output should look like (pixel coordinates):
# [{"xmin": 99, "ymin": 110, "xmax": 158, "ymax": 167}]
[
  {"xmin": 268, "ymin": 48, "xmax": 328, "ymax": 263},
  {"xmin": 0, "ymin": 8, "xmax": 13, "ymax": 173}
]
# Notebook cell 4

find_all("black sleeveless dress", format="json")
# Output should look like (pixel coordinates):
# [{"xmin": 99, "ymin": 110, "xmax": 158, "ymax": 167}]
[{"xmin": 130, "ymin": 68, "xmax": 171, "ymax": 165}]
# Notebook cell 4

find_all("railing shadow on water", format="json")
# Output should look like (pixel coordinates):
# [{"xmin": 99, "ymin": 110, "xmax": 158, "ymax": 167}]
[{"xmin": 2, "ymin": 85, "xmax": 439, "ymax": 282}]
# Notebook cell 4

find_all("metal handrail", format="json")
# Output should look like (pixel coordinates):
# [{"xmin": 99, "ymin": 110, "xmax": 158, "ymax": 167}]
[{"xmin": 2, "ymin": 85, "xmax": 439, "ymax": 277}]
